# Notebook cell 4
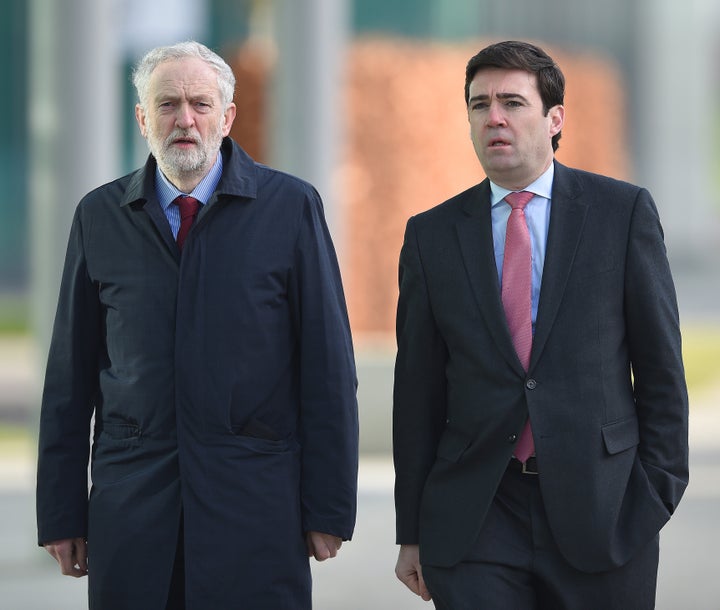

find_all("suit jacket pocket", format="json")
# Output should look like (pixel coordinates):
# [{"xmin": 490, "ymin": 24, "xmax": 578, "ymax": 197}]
[
  {"xmin": 436, "ymin": 427, "xmax": 473, "ymax": 463},
  {"xmin": 601, "ymin": 416, "xmax": 639, "ymax": 455}
]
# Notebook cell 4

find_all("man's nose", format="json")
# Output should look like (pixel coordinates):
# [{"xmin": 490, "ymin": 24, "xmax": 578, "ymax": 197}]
[
  {"xmin": 175, "ymin": 104, "xmax": 194, "ymax": 129},
  {"xmin": 486, "ymin": 102, "xmax": 507, "ymax": 127}
]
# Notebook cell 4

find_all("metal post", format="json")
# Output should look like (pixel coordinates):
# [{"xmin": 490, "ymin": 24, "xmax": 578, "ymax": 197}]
[
  {"xmin": 29, "ymin": 0, "xmax": 120, "ymax": 356},
  {"xmin": 268, "ymin": 0, "xmax": 350, "ymax": 261},
  {"xmin": 634, "ymin": 0, "xmax": 719, "ymax": 261}
]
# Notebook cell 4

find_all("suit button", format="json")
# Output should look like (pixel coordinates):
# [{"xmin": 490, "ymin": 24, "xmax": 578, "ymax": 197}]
[
  {"xmin": 508, "ymin": 434, "xmax": 517, "ymax": 443},
  {"xmin": 526, "ymin": 379, "xmax": 537, "ymax": 390}
]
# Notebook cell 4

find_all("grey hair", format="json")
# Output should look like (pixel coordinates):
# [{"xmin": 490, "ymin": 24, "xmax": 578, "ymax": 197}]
[{"xmin": 132, "ymin": 40, "xmax": 235, "ymax": 110}]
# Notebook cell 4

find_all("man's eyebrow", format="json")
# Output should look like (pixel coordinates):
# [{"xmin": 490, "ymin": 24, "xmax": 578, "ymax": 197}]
[
  {"xmin": 468, "ymin": 94, "xmax": 488, "ymax": 104},
  {"xmin": 468, "ymin": 92, "xmax": 530, "ymax": 104},
  {"xmin": 496, "ymin": 92, "xmax": 529, "ymax": 102},
  {"xmin": 153, "ymin": 92, "xmax": 179, "ymax": 102}
]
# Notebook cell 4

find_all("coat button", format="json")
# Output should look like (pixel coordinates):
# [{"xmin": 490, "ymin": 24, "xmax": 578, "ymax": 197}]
[
  {"xmin": 526, "ymin": 379, "xmax": 537, "ymax": 390},
  {"xmin": 508, "ymin": 434, "xmax": 517, "ymax": 443}
]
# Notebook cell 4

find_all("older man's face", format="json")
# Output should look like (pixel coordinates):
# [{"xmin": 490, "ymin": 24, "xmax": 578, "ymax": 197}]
[{"xmin": 136, "ymin": 57, "xmax": 235, "ymax": 187}]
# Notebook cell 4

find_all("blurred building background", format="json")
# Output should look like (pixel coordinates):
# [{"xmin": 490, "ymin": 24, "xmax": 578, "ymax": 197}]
[
  {"xmin": 1, "ymin": 0, "xmax": 718, "ymax": 338},
  {"xmin": 2, "ymin": 0, "xmax": 717, "ymax": 445},
  {"xmin": 2, "ymin": 1, "xmax": 720, "ymax": 608}
]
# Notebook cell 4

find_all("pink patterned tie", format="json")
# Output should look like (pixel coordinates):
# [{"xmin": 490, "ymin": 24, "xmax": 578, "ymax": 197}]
[
  {"xmin": 502, "ymin": 191, "xmax": 534, "ymax": 462},
  {"xmin": 173, "ymin": 195, "xmax": 200, "ymax": 251}
]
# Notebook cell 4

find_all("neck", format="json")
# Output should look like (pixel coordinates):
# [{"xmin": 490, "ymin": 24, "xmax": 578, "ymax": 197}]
[
  {"xmin": 162, "ymin": 169, "xmax": 207, "ymax": 194},
  {"xmin": 490, "ymin": 157, "xmax": 554, "ymax": 192}
]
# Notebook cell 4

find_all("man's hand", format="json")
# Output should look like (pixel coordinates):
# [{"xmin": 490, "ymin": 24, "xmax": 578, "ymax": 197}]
[
  {"xmin": 306, "ymin": 531, "xmax": 343, "ymax": 561},
  {"xmin": 44, "ymin": 537, "xmax": 88, "ymax": 578},
  {"xmin": 395, "ymin": 544, "xmax": 431, "ymax": 601}
]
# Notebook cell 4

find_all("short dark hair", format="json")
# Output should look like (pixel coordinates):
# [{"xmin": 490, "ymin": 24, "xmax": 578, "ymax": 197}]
[{"xmin": 465, "ymin": 41, "xmax": 565, "ymax": 151}]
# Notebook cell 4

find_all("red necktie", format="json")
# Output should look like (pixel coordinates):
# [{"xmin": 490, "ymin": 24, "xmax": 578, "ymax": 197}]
[
  {"xmin": 173, "ymin": 195, "xmax": 200, "ymax": 251},
  {"xmin": 502, "ymin": 191, "xmax": 535, "ymax": 462}
]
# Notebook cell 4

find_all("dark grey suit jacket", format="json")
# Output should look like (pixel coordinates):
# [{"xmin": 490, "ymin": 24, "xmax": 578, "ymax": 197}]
[{"xmin": 393, "ymin": 161, "xmax": 688, "ymax": 572}]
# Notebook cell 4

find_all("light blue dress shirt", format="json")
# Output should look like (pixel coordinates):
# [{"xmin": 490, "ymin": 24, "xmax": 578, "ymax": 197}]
[
  {"xmin": 490, "ymin": 163, "xmax": 554, "ymax": 331},
  {"xmin": 155, "ymin": 151, "xmax": 224, "ymax": 239}
]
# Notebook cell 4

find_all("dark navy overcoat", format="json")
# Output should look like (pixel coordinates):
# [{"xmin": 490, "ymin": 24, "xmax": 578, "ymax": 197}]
[{"xmin": 37, "ymin": 138, "xmax": 359, "ymax": 609}]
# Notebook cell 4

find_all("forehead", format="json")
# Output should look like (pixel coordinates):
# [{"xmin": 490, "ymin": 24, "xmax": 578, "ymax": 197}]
[
  {"xmin": 468, "ymin": 68, "xmax": 540, "ymax": 99},
  {"xmin": 149, "ymin": 57, "xmax": 220, "ymax": 98}
]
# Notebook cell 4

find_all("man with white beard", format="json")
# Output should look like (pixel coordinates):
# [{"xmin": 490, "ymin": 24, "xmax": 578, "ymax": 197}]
[{"xmin": 36, "ymin": 40, "xmax": 359, "ymax": 610}]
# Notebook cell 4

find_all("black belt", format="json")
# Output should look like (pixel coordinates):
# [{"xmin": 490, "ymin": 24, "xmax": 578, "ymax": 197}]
[{"xmin": 508, "ymin": 456, "xmax": 538, "ymax": 475}]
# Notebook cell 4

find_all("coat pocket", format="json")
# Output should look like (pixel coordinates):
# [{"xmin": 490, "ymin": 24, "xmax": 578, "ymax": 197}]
[
  {"xmin": 102, "ymin": 421, "xmax": 141, "ymax": 440},
  {"xmin": 95, "ymin": 421, "xmax": 143, "ymax": 452},
  {"xmin": 601, "ymin": 416, "xmax": 639, "ymax": 455},
  {"xmin": 230, "ymin": 418, "xmax": 297, "ymax": 455},
  {"xmin": 231, "ymin": 417, "xmax": 282, "ymax": 441}
]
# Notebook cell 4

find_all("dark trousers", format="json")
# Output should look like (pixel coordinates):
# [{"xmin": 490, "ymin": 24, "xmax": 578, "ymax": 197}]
[
  {"xmin": 165, "ymin": 514, "xmax": 186, "ymax": 610},
  {"xmin": 422, "ymin": 468, "xmax": 659, "ymax": 610}
]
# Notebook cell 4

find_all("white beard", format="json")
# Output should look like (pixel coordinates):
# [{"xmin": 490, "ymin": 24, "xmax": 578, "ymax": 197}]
[{"xmin": 146, "ymin": 119, "xmax": 224, "ymax": 179}]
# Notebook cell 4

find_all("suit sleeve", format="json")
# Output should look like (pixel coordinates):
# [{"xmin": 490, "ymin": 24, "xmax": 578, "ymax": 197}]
[
  {"xmin": 36, "ymin": 206, "xmax": 101, "ymax": 545},
  {"xmin": 624, "ymin": 188, "xmax": 689, "ymax": 513},
  {"xmin": 393, "ymin": 217, "xmax": 448, "ymax": 544},
  {"xmin": 293, "ymin": 189, "xmax": 359, "ymax": 541}
]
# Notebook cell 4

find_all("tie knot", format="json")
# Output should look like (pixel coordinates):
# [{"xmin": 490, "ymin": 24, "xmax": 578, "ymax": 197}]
[
  {"xmin": 173, "ymin": 195, "xmax": 200, "ymax": 220},
  {"xmin": 504, "ymin": 191, "xmax": 534, "ymax": 211}
]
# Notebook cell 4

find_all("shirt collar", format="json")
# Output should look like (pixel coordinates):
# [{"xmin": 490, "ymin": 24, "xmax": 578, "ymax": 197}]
[
  {"xmin": 156, "ymin": 151, "xmax": 224, "ymax": 211},
  {"xmin": 490, "ymin": 162, "xmax": 555, "ymax": 208}
]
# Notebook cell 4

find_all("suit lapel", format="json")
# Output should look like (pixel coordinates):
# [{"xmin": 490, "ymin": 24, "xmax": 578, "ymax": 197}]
[
  {"xmin": 530, "ymin": 162, "xmax": 588, "ymax": 368},
  {"xmin": 455, "ymin": 181, "xmax": 523, "ymax": 373}
]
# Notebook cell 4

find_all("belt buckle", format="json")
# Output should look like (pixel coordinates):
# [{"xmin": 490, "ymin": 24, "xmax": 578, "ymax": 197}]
[{"xmin": 521, "ymin": 459, "xmax": 538, "ymax": 475}]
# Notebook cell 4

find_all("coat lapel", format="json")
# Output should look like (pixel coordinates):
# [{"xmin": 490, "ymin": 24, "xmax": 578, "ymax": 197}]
[
  {"xmin": 196, "ymin": 138, "xmax": 258, "ymax": 224},
  {"xmin": 530, "ymin": 162, "xmax": 588, "ymax": 368},
  {"xmin": 455, "ymin": 181, "xmax": 523, "ymax": 373},
  {"xmin": 117, "ymin": 139, "xmax": 260, "ymax": 262},
  {"xmin": 120, "ymin": 160, "xmax": 180, "ymax": 258}
]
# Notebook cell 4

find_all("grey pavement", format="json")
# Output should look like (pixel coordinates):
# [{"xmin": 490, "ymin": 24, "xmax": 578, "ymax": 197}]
[
  {"xmin": 2, "ymin": 438, "xmax": 720, "ymax": 609},
  {"xmin": 2, "ymin": 296, "xmax": 720, "ymax": 608}
]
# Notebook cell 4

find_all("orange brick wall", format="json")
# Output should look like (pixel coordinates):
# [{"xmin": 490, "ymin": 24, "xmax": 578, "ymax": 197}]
[{"xmin": 230, "ymin": 38, "xmax": 629, "ymax": 339}]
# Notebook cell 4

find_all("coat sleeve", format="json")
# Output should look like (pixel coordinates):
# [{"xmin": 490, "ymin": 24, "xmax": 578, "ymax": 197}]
[
  {"xmin": 36, "ymin": 206, "xmax": 100, "ymax": 545},
  {"xmin": 292, "ymin": 189, "xmax": 359, "ymax": 541},
  {"xmin": 624, "ymin": 188, "xmax": 689, "ymax": 514},
  {"xmin": 393, "ymin": 217, "xmax": 448, "ymax": 544}
]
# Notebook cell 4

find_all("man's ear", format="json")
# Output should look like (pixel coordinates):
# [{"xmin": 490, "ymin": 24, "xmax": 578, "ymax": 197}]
[
  {"xmin": 548, "ymin": 104, "xmax": 564, "ymax": 138},
  {"xmin": 135, "ymin": 104, "xmax": 148, "ymax": 138},
  {"xmin": 222, "ymin": 103, "xmax": 237, "ymax": 137}
]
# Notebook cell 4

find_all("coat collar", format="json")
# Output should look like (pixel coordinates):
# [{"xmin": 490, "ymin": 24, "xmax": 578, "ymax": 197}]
[
  {"xmin": 117, "ymin": 138, "xmax": 259, "ymax": 260},
  {"xmin": 119, "ymin": 137, "xmax": 258, "ymax": 208}
]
